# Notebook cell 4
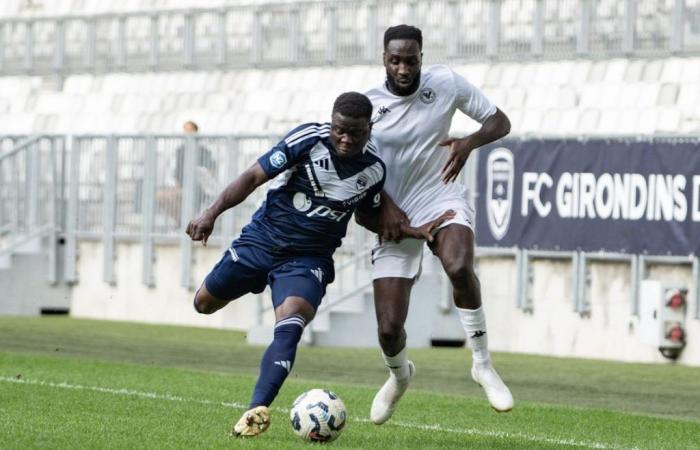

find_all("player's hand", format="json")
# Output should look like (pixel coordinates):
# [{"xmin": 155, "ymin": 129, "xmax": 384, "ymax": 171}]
[
  {"xmin": 379, "ymin": 192, "xmax": 409, "ymax": 243},
  {"xmin": 401, "ymin": 209, "xmax": 456, "ymax": 242},
  {"xmin": 186, "ymin": 209, "xmax": 216, "ymax": 246},
  {"xmin": 439, "ymin": 138, "xmax": 474, "ymax": 184}
]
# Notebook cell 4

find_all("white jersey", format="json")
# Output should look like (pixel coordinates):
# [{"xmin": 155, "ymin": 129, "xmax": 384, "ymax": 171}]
[{"xmin": 365, "ymin": 65, "xmax": 496, "ymax": 225}]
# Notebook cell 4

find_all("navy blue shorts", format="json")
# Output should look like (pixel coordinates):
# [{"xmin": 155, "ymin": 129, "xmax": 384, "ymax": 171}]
[{"xmin": 204, "ymin": 242, "xmax": 335, "ymax": 310}]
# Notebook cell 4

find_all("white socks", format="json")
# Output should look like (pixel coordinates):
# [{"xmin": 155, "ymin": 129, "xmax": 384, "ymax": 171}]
[
  {"xmin": 382, "ymin": 347, "xmax": 411, "ymax": 381},
  {"xmin": 457, "ymin": 306, "xmax": 491, "ymax": 365}
]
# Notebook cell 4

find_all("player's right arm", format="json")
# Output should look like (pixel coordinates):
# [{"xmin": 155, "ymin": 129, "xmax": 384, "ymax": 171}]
[
  {"xmin": 186, "ymin": 162, "xmax": 268, "ymax": 245},
  {"xmin": 187, "ymin": 123, "xmax": 320, "ymax": 245}
]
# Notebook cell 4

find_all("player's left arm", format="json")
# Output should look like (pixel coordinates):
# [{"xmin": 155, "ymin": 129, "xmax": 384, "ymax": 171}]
[
  {"xmin": 440, "ymin": 68, "xmax": 511, "ymax": 183},
  {"xmin": 355, "ymin": 191, "xmax": 456, "ymax": 242},
  {"xmin": 440, "ymin": 108, "xmax": 510, "ymax": 183}
]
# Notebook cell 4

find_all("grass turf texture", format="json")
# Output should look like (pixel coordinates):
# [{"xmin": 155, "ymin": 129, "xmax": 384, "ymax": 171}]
[{"xmin": 0, "ymin": 317, "xmax": 698, "ymax": 449}]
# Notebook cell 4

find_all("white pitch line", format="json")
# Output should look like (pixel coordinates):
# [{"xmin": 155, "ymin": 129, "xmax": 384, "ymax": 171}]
[{"xmin": 1, "ymin": 376, "xmax": 629, "ymax": 450}]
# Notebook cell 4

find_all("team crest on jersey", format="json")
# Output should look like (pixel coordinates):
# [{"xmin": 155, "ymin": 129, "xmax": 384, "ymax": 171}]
[
  {"xmin": 269, "ymin": 151, "xmax": 287, "ymax": 169},
  {"xmin": 356, "ymin": 174, "xmax": 368, "ymax": 191},
  {"xmin": 293, "ymin": 192, "xmax": 312, "ymax": 212},
  {"xmin": 419, "ymin": 87, "xmax": 436, "ymax": 104},
  {"xmin": 486, "ymin": 147, "xmax": 514, "ymax": 241}
]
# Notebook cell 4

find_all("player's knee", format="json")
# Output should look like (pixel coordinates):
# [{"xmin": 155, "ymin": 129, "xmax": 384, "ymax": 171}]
[
  {"xmin": 193, "ymin": 296, "xmax": 211, "ymax": 314},
  {"xmin": 444, "ymin": 261, "xmax": 478, "ymax": 290},
  {"xmin": 377, "ymin": 319, "xmax": 404, "ymax": 342},
  {"xmin": 193, "ymin": 292, "xmax": 219, "ymax": 315}
]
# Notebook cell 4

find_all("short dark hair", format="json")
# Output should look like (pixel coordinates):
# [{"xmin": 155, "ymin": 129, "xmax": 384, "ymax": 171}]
[
  {"xmin": 384, "ymin": 24, "xmax": 422, "ymax": 50},
  {"xmin": 332, "ymin": 92, "xmax": 373, "ymax": 121}
]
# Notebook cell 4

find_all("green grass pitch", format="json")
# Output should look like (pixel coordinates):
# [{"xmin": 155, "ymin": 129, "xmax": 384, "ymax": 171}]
[{"xmin": 1, "ymin": 317, "xmax": 699, "ymax": 449}]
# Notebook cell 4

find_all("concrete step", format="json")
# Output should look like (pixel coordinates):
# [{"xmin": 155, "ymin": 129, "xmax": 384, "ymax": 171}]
[
  {"xmin": 0, "ymin": 253, "xmax": 71, "ymax": 316},
  {"xmin": 246, "ymin": 270, "xmax": 466, "ymax": 349}
]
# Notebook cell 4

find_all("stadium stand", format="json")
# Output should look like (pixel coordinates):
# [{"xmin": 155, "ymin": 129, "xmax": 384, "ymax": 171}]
[
  {"xmin": 1, "ymin": 0, "xmax": 699, "ymax": 364},
  {"xmin": 1, "ymin": 56, "xmax": 700, "ymax": 135}
]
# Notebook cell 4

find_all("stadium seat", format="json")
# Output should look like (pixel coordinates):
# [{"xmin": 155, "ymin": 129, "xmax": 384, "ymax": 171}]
[
  {"xmin": 657, "ymin": 83, "xmax": 679, "ymax": 107},
  {"xmin": 500, "ymin": 63, "xmax": 520, "ymax": 88},
  {"xmin": 578, "ymin": 109, "xmax": 601, "ymax": 134},
  {"xmin": 637, "ymin": 109, "xmax": 659, "ymax": 134},
  {"xmin": 677, "ymin": 83, "xmax": 700, "ymax": 115},
  {"xmin": 505, "ymin": 87, "xmax": 526, "ymax": 109},
  {"xmin": 456, "ymin": 63, "xmax": 489, "ymax": 88},
  {"xmin": 660, "ymin": 58, "xmax": 684, "ymax": 83},
  {"xmin": 569, "ymin": 60, "xmax": 592, "ymax": 85},
  {"xmin": 558, "ymin": 109, "xmax": 580, "ymax": 134},
  {"xmin": 604, "ymin": 59, "xmax": 628, "ymax": 83},
  {"xmin": 579, "ymin": 84, "xmax": 603, "ymax": 108},
  {"xmin": 520, "ymin": 110, "xmax": 542, "ymax": 133},
  {"xmin": 598, "ymin": 109, "xmax": 621, "ymax": 134},
  {"xmin": 616, "ymin": 109, "xmax": 640, "ymax": 134},
  {"xmin": 642, "ymin": 60, "xmax": 664, "ymax": 82},
  {"xmin": 638, "ymin": 83, "xmax": 661, "ymax": 108},
  {"xmin": 655, "ymin": 108, "xmax": 681, "ymax": 132},
  {"xmin": 63, "ymin": 75, "xmax": 94, "ymax": 95},
  {"xmin": 680, "ymin": 57, "xmax": 700, "ymax": 83}
]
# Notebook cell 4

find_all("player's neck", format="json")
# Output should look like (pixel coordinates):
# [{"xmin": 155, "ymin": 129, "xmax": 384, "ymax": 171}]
[{"xmin": 385, "ymin": 75, "xmax": 421, "ymax": 97}]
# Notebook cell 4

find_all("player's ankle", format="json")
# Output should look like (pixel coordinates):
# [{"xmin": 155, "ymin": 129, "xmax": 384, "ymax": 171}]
[
  {"xmin": 472, "ymin": 355, "xmax": 491, "ymax": 369},
  {"xmin": 382, "ymin": 347, "xmax": 410, "ymax": 380}
]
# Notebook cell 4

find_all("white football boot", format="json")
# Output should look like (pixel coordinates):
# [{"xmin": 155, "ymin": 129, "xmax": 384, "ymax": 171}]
[
  {"xmin": 471, "ymin": 362, "xmax": 514, "ymax": 412},
  {"xmin": 370, "ymin": 361, "xmax": 415, "ymax": 425}
]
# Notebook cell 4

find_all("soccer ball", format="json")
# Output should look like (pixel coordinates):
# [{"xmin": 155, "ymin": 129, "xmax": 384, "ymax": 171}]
[{"xmin": 289, "ymin": 389, "xmax": 347, "ymax": 442}]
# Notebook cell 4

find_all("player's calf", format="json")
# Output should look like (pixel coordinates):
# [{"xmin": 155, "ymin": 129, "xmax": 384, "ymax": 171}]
[{"xmin": 249, "ymin": 313, "xmax": 306, "ymax": 407}]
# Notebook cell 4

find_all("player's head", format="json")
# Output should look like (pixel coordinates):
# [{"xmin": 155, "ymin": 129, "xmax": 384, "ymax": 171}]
[
  {"xmin": 183, "ymin": 120, "xmax": 199, "ymax": 134},
  {"xmin": 330, "ymin": 92, "xmax": 373, "ymax": 159},
  {"xmin": 383, "ymin": 24, "xmax": 423, "ymax": 97}
]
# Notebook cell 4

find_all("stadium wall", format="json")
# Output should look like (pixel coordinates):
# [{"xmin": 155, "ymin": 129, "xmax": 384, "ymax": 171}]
[
  {"xmin": 69, "ymin": 241, "xmax": 260, "ymax": 330},
  {"xmin": 481, "ymin": 257, "xmax": 699, "ymax": 364},
  {"xmin": 54, "ymin": 239, "xmax": 700, "ymax": 366}
]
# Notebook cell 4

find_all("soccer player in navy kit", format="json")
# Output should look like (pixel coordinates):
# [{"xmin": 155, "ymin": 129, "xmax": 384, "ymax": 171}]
[{"xmin": 185, "ymin": 92, "xmax": 453, "ymax": 437}]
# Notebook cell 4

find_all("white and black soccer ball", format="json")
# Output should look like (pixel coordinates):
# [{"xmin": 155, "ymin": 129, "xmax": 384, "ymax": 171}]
[{"xmin": 289, "ymin": 389, "xmax": 347, "ymax": 442}]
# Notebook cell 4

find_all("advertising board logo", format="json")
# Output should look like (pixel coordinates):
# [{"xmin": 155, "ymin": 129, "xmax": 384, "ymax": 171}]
[{"xmin": 486, "ymin": 147, "xmax": 514, "ymax": 240}]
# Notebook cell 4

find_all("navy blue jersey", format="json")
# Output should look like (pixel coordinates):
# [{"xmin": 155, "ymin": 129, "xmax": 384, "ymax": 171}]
[{"xmin": 236, "ymin": 122, "xmax": 385, "ymax": 257}]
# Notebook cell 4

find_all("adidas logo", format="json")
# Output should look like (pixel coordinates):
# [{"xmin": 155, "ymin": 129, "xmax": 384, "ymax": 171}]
[
  {"xmin": 378, "ymin": 106, "xmax": 391, "ymax": 115},
  {"xmin": 274, "ymin": 360, "xmax": 292, "ymax": 372},
  {"xmin": 313, "ymin": 158, "xmax": 330, "ymax": 171},
  {"xmin": 310, "ymin": 268, "xmax": 323, "ymax": 283},
  {"xmin": 471, "ymin": 330, "xmax": 486, "ymax": 338}
]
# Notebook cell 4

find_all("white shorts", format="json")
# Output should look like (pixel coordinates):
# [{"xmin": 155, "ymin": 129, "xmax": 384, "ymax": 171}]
[{"xmin": 371, "ymin": 200, "xmax": 475, "ymax": 280}]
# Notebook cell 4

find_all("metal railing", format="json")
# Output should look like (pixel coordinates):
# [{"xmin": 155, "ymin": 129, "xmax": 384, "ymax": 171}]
[
  {"xmin": 1, "ymin": 133, "xmax": 698, "ymax": 321},
  {"xmin": 0, "ymin": 133, "xmax": 376, "ymax": 291},
  {"xmin": 0, "ymin": 0, "xmax": 699, "ymax": 78}
]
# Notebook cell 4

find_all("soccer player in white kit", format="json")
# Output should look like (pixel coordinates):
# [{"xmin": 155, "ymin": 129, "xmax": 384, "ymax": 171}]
[{"xmin": 360, "ymin": 25, "xmax": 514, "ymax": 424}]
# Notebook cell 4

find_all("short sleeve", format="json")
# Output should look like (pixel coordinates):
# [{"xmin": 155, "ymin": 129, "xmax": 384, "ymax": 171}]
[
  {"xmin": 452, "ymin": 69, "xmax": 497, "ymax": 124},
  {"xmin": 257, "ymin": 123, "xmax": 326, "ymax": 178}
]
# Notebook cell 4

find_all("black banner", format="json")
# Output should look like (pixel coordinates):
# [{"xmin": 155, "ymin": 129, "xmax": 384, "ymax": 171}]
[{"xmin": 475, "ymin": 138, "xmax": 700, "ymax": 255}]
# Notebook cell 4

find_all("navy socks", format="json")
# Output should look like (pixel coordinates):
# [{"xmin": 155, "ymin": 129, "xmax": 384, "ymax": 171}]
[{"xmin": 250, "ymin": 314, "xmax": 306, "ymax": 407}]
